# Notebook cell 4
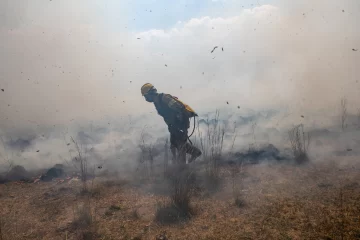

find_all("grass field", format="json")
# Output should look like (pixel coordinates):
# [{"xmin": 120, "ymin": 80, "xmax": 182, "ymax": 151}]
[{"xmin": 1, "ymin": 158, "xmax": 360, "ymax": 240}]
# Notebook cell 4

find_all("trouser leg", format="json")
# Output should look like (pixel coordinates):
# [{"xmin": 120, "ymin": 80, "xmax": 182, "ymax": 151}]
[
  {"xmin": 170, "ymin": 129, "xmax": 187, "ymax": 165},
  {"xmin": 177, "ymin": 142, "xmax": 187, "ymax": 164},
  {"xmin": 170, "ymin": 145, "xmax": 177, "ymax": 162},
  {"xmin": 170, "ymin": 131, "xmax": 181, "ymax": 164},
  {"xmin": 183, "ymin": 142, "xmax": 202, "ymax": 163},
  {"xmin": 169, "ymin": 125, "xmax": 200, "ymax": 165}
]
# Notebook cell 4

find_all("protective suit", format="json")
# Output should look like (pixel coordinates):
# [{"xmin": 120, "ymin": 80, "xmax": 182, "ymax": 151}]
[{"xmin": 141, "ymin": 83, "xmax": 202, "ymax": 164}]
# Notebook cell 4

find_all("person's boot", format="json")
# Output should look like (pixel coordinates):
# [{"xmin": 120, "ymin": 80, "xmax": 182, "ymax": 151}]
[
  {"xmin": 188, "ymin": 147, "xmax": 202, "ymax": 164},
  {"xmin": 188, "ymin": 155, "xmax": 199, "ymax": 164}
]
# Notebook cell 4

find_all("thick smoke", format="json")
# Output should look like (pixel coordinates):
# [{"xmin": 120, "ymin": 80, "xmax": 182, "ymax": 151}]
[{"xmin": 0, "ymin": 0, "xmax": 359, "ymax": 171}]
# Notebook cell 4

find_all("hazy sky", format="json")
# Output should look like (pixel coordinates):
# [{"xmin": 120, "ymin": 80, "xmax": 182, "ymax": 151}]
[
  {"xmin": 99, "ymin": 0, "xmax": 274, "ymax": 30},
  {"xmin": 0, "ymin": 0, "xmax": 360, "ymax": 169}
]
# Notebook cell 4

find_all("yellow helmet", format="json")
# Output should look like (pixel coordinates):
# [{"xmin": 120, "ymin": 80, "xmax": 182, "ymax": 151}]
[{"xmin": 141, "ymin": 83, "xmax": 155, "ymax": 96}]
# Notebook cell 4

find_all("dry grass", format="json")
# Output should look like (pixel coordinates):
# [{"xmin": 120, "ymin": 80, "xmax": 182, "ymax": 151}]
[
  {"xmin": 289, "ymin": 124, "xmax": 310, "ymax": 164},
  {"xmin": 156, "ymin": 168, "xmax": 196, "ymax": 225},
  {"xmin": 71, "ymin": 137, "xmax": 91, "ymax": 193},
  {"xmin": 196, "ymin": 110, "xmax": 225, "ymax": 189},
  {"xmin": 0, "ymin": 217, "xmax": 3, "ymax": 240},
  {"xmin": 137, "ymin": 130, "xmax": 156, "ymax": 180},
  {"xmin": 231, "ymin": 162, "xmax": 245, "ymax": 208},
  {"xmin": 1, "ymin": 159, "xmax": 360, "ymax": 239},
  {"xmin": 72, "ymin": 201, "xmax": 93, "ymax": 229},
  {"xmin": 71, "ymin": 199, "xmax": 98, "ymax": 240}
]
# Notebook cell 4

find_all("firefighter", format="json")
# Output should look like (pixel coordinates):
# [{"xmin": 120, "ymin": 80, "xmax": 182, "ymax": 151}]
[{"xmin": 141, "ymin": 83, "xmax": 202, "ymax": 164}]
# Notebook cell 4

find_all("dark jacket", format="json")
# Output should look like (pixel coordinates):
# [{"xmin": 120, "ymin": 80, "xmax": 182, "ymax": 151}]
[{"xmin": 153, "ymin": 93, "xmax": 190, "ymax": 131}]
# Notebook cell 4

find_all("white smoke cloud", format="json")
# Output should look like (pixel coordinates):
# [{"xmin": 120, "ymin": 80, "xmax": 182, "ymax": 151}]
[{"xmin": 0, "ymin": 0, "xmax": 360, "ymax": 170}]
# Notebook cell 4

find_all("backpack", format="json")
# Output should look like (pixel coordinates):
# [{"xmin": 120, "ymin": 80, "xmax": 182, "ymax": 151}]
[{"xmin": 171, "ymin": 96, "xmax": 198, "ymax": 118}]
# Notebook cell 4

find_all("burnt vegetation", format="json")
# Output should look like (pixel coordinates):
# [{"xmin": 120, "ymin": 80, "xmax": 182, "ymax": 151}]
[
  {"xmin": 1, "ymin": 0, "xmax": 360, "ymax": 238},
  {"xmin": 288, "ymin": 124, "xmax": 310, "ymax": 164},
  {"xmin": 1, "ymin": 111, "xmax": 360, "ymax": 240}
]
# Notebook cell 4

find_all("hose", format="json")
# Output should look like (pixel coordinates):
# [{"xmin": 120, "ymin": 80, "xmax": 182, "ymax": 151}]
[
  {"xmin": 188, "ymin": 116, "xmax": 196, "ymax": 138},
  {"xmin": 187, "ymin": 116, "xmax": 196, "ymax": 145}
]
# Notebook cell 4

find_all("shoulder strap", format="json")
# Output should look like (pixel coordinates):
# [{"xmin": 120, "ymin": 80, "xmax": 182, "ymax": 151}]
[{"xmin": 157, "ymin": 93, "xmax": 165, "ymax": 106}]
